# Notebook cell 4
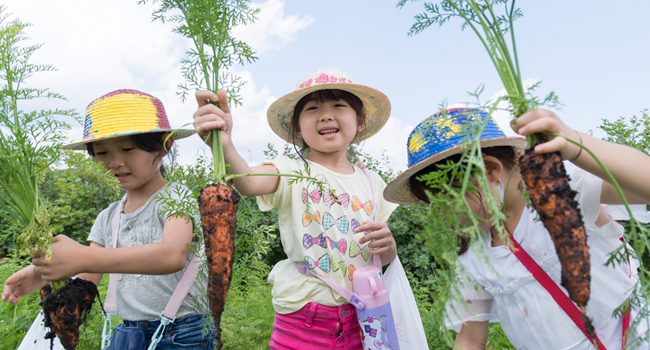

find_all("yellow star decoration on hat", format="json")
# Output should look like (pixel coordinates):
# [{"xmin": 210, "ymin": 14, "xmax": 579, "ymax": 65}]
[
  {"xmin": 408, "ymin": 132, "xmax": 427, "ymax": 154},
  {"xmin": 435, "ymin": 117, "xmax": 462, "ymax": 138}
]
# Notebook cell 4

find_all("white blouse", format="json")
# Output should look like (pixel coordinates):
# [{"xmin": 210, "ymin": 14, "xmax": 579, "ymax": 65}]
[{"xmin": 444, "ymin": 163, "xmax": 649, "ymax": 349}]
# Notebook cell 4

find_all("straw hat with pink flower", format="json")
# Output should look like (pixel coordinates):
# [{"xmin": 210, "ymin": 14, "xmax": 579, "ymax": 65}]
[{"xmin": 267, "ymin": 68, "xmax": 391, "ymax": 145}]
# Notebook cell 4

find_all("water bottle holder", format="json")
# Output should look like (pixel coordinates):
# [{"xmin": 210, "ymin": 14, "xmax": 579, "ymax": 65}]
[{"xmin": 351, "ymin": 293, "xmax": 366, "ymax": 310}]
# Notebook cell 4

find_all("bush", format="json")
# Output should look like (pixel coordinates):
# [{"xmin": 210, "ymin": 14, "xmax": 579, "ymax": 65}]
[{"xmin": 41, "ymin": 151, "xmax": 122, "ymax": 245}]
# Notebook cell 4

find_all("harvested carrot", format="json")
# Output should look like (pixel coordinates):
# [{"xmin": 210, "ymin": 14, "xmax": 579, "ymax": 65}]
[
  {"xmin": 199, "ymin": 183, "xmax": 240, "ymax": 350},
  {"xmin": 39, "ymin": 278, "xmax": 99, "ymax": 350},
  {"xmin": 519, "ymin": 149, "xmax": 596, "ymax": 340}
]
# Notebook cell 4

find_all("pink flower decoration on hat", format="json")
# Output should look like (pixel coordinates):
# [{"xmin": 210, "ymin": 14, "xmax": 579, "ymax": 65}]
[{"xmin": 315, "ymin": 74, "xmax": 330, "ymax": 84}]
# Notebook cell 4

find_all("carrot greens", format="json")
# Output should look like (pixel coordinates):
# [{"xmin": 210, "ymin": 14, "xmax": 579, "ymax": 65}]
[{"xmin": 0, "ymin": 6, "xmax": 78, "ymax": 290}]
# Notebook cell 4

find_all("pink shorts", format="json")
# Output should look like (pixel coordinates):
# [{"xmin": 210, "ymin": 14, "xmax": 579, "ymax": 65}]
[{"xmin": 269, "ymin": 302, "xmax": 363, "ymax": 350}]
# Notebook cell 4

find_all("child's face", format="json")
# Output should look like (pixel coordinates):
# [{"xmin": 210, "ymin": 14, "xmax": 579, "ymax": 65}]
[
  {"xmin": 92, "ymin": 136, "xmax": 163, "ymax": 192},
  {"xmin": 297, "ymin": 98, "xmax": 364, "ymax": 154}
]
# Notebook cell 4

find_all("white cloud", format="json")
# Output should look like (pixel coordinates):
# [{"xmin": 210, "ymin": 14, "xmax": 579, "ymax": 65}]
[
  {"xmin": 1, "ymin": 0, "xmax": 314, "ymax": 167},
  {"xmin": 486, "ymin": 78, "xmax": 541, "ymax": 137},
  {"xmin": 232, "ymin": 0, "xmax": 314, "ymax": 55},
  {"xmin": 360, "ymin": 117, "xmax": 412, "ymax": 173}
]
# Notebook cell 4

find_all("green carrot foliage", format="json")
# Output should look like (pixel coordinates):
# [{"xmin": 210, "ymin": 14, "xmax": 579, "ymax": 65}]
[{"xmin": 0, "ymin": 6, "xmax": 77, "ymax": 280}]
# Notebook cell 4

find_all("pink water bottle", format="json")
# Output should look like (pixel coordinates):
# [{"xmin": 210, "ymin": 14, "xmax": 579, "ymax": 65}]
[{"xmin": 352, "ymin": 264, "xmax": 400, "ymax": 350}]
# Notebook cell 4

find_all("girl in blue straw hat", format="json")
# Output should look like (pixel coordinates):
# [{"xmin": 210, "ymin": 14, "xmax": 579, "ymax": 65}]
[
  {"xmin": 2, "ymin": 89, "xmax": 216, "ymax": 350},
  {"xmin": 192, "ymin": 68, "xmax": 399, "ymax": 349},
  {"xmin": 384, "ymin": 108, "xmax": 650, "ymax": 349}
]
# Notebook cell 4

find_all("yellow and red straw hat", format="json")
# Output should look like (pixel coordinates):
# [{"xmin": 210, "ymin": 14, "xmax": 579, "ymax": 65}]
[{"xmin": 62, "ymin": 89, "xmax": 195, "ymax": 150}]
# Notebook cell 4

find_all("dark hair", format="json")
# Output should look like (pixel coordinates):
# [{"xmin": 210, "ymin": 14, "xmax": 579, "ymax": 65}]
[
  {"xmin": 289, "ymin": 89, "xmax": 366, "ymax": 161},
  {"xmin": 408, "ymin": 146, "xmax": 519, "ymax": 255},
  {"xmin": 86, "ymin": 132, "xmax": 174, "ymax": 176}
]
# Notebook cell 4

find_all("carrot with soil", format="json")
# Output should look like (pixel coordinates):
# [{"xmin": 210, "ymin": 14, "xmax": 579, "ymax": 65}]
[
  {"xmin": 518, "ymin": 149, "xmax": 593, "ymax": 330},
  {"xmin": 39, "ymin": 278, "xmax": 100, "ymax": 350},
  {"xmin": 199, "ymin": 184, "xmax": 240, "ymax": 349}
]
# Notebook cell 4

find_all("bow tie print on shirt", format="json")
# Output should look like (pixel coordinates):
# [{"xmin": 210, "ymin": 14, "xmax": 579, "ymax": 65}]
[
  {"xmin": 327, "ymin": 236, "xmax": 347, "ymax": 254},
  {"xmin": 322, "ymin": 212, "xmax": 349, "ymax": 233},
  {"xmin": 331, "ymin": 256, "xmax": 347, "ymax": 277},
  {"xmin": 302, "ymin": 188, "xmax": 321, "ymax": 204},
  {"xmin": 324, "ymin": 190, "xmax": 350, "ymax": 208},
  {"xmin": 351, "ymin": 218, "xmax": 370, "ymax": 235},
  {"xmin": 303, "ymin": 233, "xmax": 327, "ymax": 250},
  {"xmin": 305, "ymin": 254, "xmax": 330, "ymax": 273},
  {"xmin": 303, "ymin": 211, "xmax": 322, "ymax": 226},
  {"xmin": 352, "ymin": 196, "xmax": 373, "ymax": 216},
  {"xmin": 349, "ymin": 240, "xmax": 370, "ymax": 261}
]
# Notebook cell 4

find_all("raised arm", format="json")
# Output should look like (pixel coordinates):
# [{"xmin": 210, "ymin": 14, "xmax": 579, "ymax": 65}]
[
  {"xmin": 193, "ymin": 89, "xmax": 280, "ymax": 196},
  {"xmin": 512, "ymin": 109, "xmax": 650, "ymax": 204}
]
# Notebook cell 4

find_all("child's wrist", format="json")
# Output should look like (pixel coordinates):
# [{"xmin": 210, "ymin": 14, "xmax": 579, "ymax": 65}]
[{"xmin": 569, "ymin": 131, "xmax": 583, "ymax": 162}]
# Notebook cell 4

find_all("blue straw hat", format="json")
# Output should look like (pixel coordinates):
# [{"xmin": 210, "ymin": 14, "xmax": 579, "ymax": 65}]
[{"xmin": 383, "ymin": 108, "xmax": 527, "ymax": 204}]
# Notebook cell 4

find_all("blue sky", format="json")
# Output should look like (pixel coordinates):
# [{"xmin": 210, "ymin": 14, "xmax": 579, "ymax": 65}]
[{"xmin": 3, "ymin": 0, "xmax": 649, "ymax": 171}]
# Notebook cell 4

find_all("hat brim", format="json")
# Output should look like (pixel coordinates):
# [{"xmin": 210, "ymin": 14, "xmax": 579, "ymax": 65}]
[
  {"xmin": 383, "ymin": 137, "xmax": 529, "ymax": 205},
  {"xmin": 267, "ymin": 83, "xmax": 391, "ymax": 145},
  {"xmin": 61, "ymin": 129, "xmax": 196, "ymax": 150}
]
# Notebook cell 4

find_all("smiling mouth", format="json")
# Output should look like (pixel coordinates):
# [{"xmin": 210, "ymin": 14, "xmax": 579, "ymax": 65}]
[
  {"xmin": 319, "ymin": 128, "xmax": 339, "ymax": 135},
  {"xmin": 114, "ymin": 173, "xmax": 131, "ymax": 178}
]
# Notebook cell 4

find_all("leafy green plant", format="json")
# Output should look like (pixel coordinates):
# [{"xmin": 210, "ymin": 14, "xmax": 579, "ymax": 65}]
[
  {"xmin": 0, "ymin": 5, "xmax": 77, "ymax": 290},
  {"xmin": 40, "ymin": 151, "xmax": 122, "ymax": 246},
  {"xmin": 597, "ymin": 109, "xmax": 650, "ymax": 155}
]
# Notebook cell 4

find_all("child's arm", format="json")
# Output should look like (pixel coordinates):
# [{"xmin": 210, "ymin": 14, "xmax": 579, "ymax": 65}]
[
  {"xmin": 32, "ymin": 215, "xmax": 193, "ymax": 281},
  {"xmin": 454, "ymin": 321, "xmax": 489, "ymax": 350},
  {"xmin": 1, "ymin": 244, "xmax": 104, "ymax": 304},
  {"xmin": 193, "ymin": 89, "xmax": 280, "ymax": 196},
  {"xmin": 1, "ymin": 264, "xmax": 47, "ymax": 304},
  {"xmin": 357, "ymin": 221, "xmax": 397, "ymax": 266},
  {"xmin": 513, "ymin": 109, "xmax": 650, "ymax": 204}
]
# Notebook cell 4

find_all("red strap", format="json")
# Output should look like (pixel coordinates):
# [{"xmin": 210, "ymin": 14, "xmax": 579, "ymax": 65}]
[
  {"xmin": 505, "ymin": 228, "xmax": 608, "ymax": 349},
  {"xmin": 622, "ymin": 311, "xmax": 630, "ymax": 348}
]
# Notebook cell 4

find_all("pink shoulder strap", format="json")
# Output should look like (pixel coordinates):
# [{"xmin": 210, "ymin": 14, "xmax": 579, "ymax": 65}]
[{"xmin": 105, "ymin": 196, "xmax": 202, "ymax": 319}]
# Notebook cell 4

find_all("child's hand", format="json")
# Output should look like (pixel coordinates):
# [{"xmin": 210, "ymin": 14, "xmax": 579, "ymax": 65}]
[
  {"xmin": 1, "ymin": 265, "xmax": 48, "ymax": 304},
  {"xmin": 357, "ymin": 221, "xmax": 397, "ymax": 265},
  {"xmin": 511, "ymin": 109, "xmax": 582, "ymax": 161},
  {"xmin": 32, "ymin": 235, "xmax": 84, "ymax": 281},
  {"xmin": 193, "ymin": 89, "xmax": 233, "ymax": 148}
]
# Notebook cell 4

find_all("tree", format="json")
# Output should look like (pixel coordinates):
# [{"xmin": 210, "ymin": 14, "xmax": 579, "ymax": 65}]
[{"xmin": 597, "ymin": 109, "xmax": 650, "ymax": 155}]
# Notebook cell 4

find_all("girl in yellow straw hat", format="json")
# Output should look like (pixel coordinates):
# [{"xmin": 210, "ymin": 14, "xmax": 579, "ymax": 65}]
[
  {"xmin": 2, "ymin": 89, "xmax": 217, "ymax": 350},
  {"xmin": 193, "ymin": 68, "xmax": 399, "ymax": 349}
]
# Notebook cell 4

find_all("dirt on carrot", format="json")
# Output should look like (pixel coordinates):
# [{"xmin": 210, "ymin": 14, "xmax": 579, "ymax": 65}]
[
  {"xmin": 39, "ymin": 278, "xmax": 100, "ymax": 350},
  {"xmin": 199, "ymin": 183, "xmax": 240, "ymax": 350},
  {"xmin": 519, "ymin": 149, "xmax": 596, "ymax": 339}
]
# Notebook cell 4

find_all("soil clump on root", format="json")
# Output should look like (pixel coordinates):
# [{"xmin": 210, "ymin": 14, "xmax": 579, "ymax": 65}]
[{"xmin": 39, "ymin": 278, "xmax": 100, "ymax": 350}]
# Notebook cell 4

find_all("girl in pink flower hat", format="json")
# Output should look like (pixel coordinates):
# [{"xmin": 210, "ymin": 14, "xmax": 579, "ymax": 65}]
[{"xmin": 192, "ymin": 68, "xmax": 399, "ymax": 349}]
